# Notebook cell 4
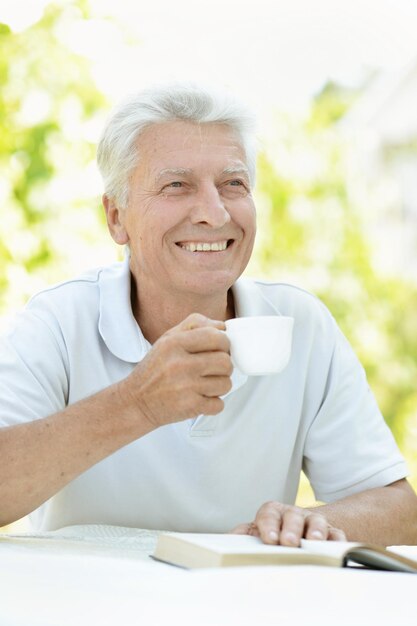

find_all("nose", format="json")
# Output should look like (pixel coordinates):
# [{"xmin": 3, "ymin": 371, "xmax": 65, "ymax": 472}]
[{"xmin": 189, "ymin": 183, "xmax": 231, "ymax": 228}]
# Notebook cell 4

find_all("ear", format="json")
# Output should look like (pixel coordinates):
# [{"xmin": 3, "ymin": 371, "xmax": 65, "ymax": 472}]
[{"xmin": 102, "ymin": 194, "xmax": 129, "ymax": 245}]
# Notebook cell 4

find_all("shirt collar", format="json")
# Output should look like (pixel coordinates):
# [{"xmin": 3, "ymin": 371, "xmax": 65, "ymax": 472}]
[
  {"xmin": 98, "ymin": 253, "xmax": 149, "ymax": 363},
  {"xmin": 98, "ymin": 258, "xmax": 282, "ymax": 364},
  {"xmin": 231, "ymin": 276, "xmax": 283, "ymax": 317}
]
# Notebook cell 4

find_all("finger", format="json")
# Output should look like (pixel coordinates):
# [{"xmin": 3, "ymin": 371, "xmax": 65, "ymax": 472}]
[
  {"xmin": 179, "ymin": 327, "xmax": 230, "ymax": 354},
  {"xmin": 194, "ymin": 352, "xmax": 233, "ymax": 377},
  {"xmin": 304, "ymin": 513, "xmax": 331, "ymax": 541},
  {"xmin": 328, "ymin": 527, "xmax": 347, "ymax": 541},
  {"xmin": 230, "ymin": 523, "xmax": 253, "ymax": 535},
  {"xmin": 247, "ymin": 523, "xmax": 260, "ymax": 538},
  {"xmin": 197, "ymin": 396, "xmax": 224, "ymax": 416},
  {"xmin": 198, "ymin": 375, "xmax": 232, "ymax": 397},
  {"xmin": 280, "ymin": 509, "xmax": 306, "ymax": 546},
  {"xmin": 177, "ymin": 314, "xmax": 226, "ymax": 332},
  {"xmin": 254, "ymin": 502, "xmax": 283, "ymax": 545}
]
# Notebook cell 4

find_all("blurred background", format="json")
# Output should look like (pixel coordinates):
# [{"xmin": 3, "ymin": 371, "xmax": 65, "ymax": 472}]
[{"xmin": 1, "ymin": 0, "xmax": 417, "ymax": 528}]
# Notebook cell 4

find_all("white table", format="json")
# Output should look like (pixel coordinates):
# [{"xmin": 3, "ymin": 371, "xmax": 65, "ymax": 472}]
[{"xmin": 1, "ymin": 525, "xmax": 416, "ymax": 626}]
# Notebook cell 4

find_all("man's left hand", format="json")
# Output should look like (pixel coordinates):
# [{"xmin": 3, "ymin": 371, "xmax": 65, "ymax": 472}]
[{"xmin": 231, "ymin": 501, "xmax": 346, "ymax": 546}]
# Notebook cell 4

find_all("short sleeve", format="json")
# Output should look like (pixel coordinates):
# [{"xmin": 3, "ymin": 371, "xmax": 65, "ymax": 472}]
[
  {"xmin": 303, "ymin": 326, "xmax": 408, "ymax": 502},
  {"xmin": 0, "ymin": 306, "xmax": 69, "ymax": 427}
]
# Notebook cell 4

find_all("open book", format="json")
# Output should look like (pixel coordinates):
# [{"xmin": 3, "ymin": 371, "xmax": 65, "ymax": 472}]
[{"xmin": 153, "ymin": 532, "xmax": 417, "ymax": 572}]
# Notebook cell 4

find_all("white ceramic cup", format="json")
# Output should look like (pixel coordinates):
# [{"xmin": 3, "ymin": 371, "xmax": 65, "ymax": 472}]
[{"xmin": 225, "ymin": 316, "xmax": 294, "ymax": 376}]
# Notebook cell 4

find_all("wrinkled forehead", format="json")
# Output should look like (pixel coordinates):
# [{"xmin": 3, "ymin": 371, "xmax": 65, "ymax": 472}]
[
  {"xmin": 133, "ymin": 120, "xmax": 249, "ymax": 180},
  {"xmin": 137, "ymin": 120, "xmax": 245, "ymax": 153}
]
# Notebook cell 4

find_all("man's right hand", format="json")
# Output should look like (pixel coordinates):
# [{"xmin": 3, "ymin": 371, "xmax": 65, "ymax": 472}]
[
  {"xmin": 119, "ymin": 313, "xmax": 233, "ymax": 429},
  {"xmin": 0, "ymin": 316, "xmax": 232, "ymax": 526}
]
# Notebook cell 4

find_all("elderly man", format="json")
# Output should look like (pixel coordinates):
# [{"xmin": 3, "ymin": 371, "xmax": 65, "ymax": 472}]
[{"xmin": 1, "ymin": 84, "xmax": 416, "ymax": 546}]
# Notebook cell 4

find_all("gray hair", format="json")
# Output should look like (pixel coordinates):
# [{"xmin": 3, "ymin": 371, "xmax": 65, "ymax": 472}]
[{"xmin": 97, "ymin": 83, "xmax": 258, "ymax": 208}]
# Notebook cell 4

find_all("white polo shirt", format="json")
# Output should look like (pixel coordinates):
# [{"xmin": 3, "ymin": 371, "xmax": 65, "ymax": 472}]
[{"xmin": 0, "ymin": 257, "xmax": 407, "ymax": 531}]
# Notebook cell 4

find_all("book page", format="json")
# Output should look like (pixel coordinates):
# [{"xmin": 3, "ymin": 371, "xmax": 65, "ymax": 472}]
[
  {"xmin": 387, "ymin": 546, "xmax": 417, "ymax": 561},
  {"xmin": 1, "ymin": 524, "xmax": 161, "ymax": 560},
  {"xmin": 167, "ymin": 533, "xmax": 304, "ymax": 555},
  {"xmin": 301, "ymin": 539, "xmax": 361, "ymax": 558}
]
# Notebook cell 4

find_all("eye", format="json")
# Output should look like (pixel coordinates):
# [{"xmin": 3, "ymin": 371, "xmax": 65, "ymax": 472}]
[
  {"xmin": 223, "ymin": 179, "xmax": 249, "ymax": 193},
  {"xmin": 220, "ymin": 178, "xmax": 250, "ymax": 199},
  {"xmin": 161, "ymin": 181, "xmax": 187, "ymax": 195},
  {"xmin": 227, "ymin": 179, "xmax": 250, "ymax": 190}
]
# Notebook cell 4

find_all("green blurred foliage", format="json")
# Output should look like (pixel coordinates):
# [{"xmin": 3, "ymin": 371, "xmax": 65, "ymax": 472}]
[
  {"xmin": 250, "ymin": 85, "xmax": 417, "ymax": 488},
  {"xmin": 0, "ymin": 0, "xmax": 111, "ymax": 317}
]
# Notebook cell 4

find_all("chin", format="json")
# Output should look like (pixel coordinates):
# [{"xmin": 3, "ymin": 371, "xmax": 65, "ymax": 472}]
[{"xmin": 180, "ymin": 275, "xmax": 235, "ymax": 297}]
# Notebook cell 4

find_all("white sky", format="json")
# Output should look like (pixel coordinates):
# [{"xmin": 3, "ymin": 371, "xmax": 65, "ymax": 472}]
[{"xmin": 2, "ymin": 0, "xmax": 417, "ymax": 126}]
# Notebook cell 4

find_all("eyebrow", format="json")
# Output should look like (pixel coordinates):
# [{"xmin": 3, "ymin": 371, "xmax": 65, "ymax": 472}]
[
  {"xmin": 221, "ymin": 166, "xmax": 250, "ymax": 177},
  {"xmin": 156, "ymin": 165, "xmax": 250, "ymax": 182},
  {"xmin": 156, "ymin": 168, "xmax": 192, "ymax": 182}
]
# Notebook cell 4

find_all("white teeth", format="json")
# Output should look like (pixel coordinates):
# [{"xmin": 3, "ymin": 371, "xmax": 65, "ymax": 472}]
[{"xmin": 179, "ymin": 241, "xmax": 228, "ymax": 252}]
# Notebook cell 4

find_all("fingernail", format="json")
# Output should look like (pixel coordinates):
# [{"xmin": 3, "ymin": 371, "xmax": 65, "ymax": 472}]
[
  {"xmin": 284, "ymin": 532, "xmax": 298, "ymax": 545},
  {"xmin": 311, "ymin": 531, "xmax": 323, "ymax": 539},
  {"xmin": 269, "ymin": 531, "xmax": 279, "ymax": 542}
]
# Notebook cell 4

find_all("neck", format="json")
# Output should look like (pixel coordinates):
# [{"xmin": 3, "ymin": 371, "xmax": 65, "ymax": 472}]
[{"xmin": 130, "ymin": 276, "xmax": 235, "ymax": 344}]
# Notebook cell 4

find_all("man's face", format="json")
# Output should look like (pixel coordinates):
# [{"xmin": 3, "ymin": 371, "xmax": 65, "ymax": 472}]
[{"xmin": 110, "ymin": 120, "xmax": 256, "ymax": 300}]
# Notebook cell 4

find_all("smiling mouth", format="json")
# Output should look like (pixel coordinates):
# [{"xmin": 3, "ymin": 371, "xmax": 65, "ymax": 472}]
[{"xmin": 176, "ymin": 239, "xmax": 234, "ymax": 252}]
